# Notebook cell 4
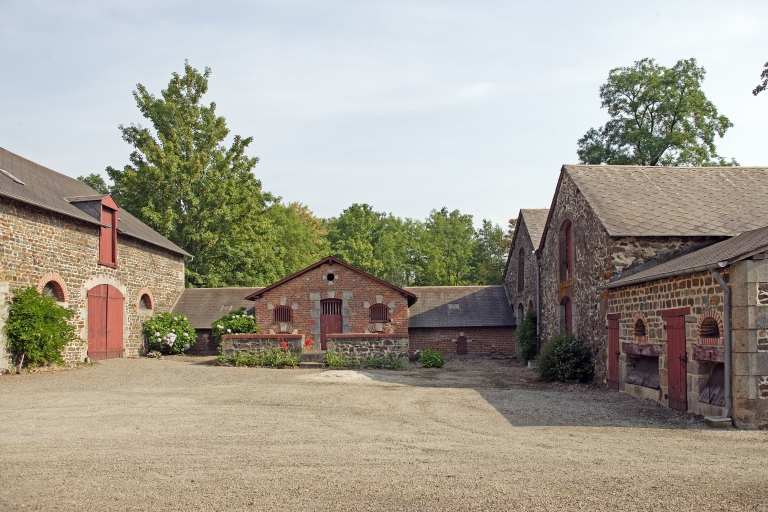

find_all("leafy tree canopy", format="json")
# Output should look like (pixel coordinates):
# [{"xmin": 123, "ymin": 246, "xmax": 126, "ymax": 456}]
[
  {"xmin": 578, "ymin": 58, "xmax": 736, "ymax": 166},
  {"xmin": 77, "ymin": 173, "xmax": 109, "ymax": 194},
  {"xmin": 107, "ymin": 61, "xmax": 280, "ymax": 287},
  {"xmin": 754, "ymin": 61, "xmax": 768, "ymax": 96}
]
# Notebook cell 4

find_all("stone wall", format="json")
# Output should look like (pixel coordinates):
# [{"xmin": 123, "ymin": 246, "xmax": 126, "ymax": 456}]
[
  {"xmin": 220, "ymin": 334, "xmax": 305, "ymax": 356},
  {"xmin": 409, "ymin": 326, "xmax": 516, "ymax": 357},
  {"xmin": 503, "ymin": 215, "xmax": 538, "ymax": 323},
  {"xmin": 0, "ymin": 197, "xmax": 185, "ymax": 366},
  {"xmin": 539, "ymin": 172, "xmax": 724, "ymax": 383},
  {"xmin": 606, "ymin": 269, "xmax": 727, "ymax": 416},
  {"xmin": 326, "ymin": 334, "xmax": 409, "ymax": 359},
  {"xmin": 250, "ymin": 260, "xmax": 410, "ymax": 340}
]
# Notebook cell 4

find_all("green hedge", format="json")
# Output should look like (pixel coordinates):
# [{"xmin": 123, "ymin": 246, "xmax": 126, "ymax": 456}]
[
  {"xmin": 516, "ymin": 309, "xmax": 538, "ymax": 361},
  {"xmin": 536, "ymin": 332, "xmax": 594, "ymax": 383},
  {"xmin": 211, "ymin": 307, "xmax": 258, "ymax": 346}
]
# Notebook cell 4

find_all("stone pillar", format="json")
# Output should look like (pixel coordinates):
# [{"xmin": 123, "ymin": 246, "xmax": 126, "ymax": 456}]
[
  {"xmin": 0, "ymin": 282, "xmax": 10, "ymax": 369},
  {"xmin": 729, "ymin": 259, "xmax": 768, "ymax": 429}
]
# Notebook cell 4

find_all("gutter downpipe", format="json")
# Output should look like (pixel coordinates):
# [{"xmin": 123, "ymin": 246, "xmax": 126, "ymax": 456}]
[
  {"xmin": 708, "ymin": 265, "xmax": 732, "ymax": 420},
  {"xmin": 535, "ymin": 250, "xmax": 541, "ymax": 351}
]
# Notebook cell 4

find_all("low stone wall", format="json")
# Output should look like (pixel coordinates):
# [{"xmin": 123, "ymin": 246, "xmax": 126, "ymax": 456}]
[
  {"xmin": 220, "ymin": 334, "xmax": 305, "ymax": 356},
  {"xmin": 326, "ymin": 333, "xmax": 409, "ymax": 359}
]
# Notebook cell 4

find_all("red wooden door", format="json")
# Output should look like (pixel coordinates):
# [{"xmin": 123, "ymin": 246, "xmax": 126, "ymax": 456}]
[
  {"xmin": 456, "ymin": 336, "xmax": 467, "ymax": 355},
  {"xmin": 87, "ymin": 285, "xmax": 124, "ymax": 360},
  {"xmin": 607, "ymin": 314, "xmax": 620, "ymax": 390},
  {"xmin": 320, "ymin": 299, "xmax": 343, "ymax": 350},
  {"xmin": 666, "ymin": 314, "xmax": 688, "ymax": 411}
]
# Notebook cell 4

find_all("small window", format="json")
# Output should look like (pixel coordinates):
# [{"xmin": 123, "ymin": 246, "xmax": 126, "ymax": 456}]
[
  {"xmin": 558, "ymin": 219, "xmax": 573, "ymax": 282},
  {"xmin": 517, "ymin": 248, "xmax": 525, "ymax": 292},
  {"xmin": 370, "ymin": 304, "xmax": 390, "ymax": 323},
  {"xmin": 633, "ymin": 318, "xmax": 647, "ymax": 338},
  {"xmin": 700, "ymin": 317, "xmax": 720, "ymax": 339},
  {"xmin": 43, "ymin": 281, "xmax": 65, "ymax": 302},
  {"xmin": 99, "ymin": 206, "xmax": 118, "ymax": 267},
  {"xmin": 273, "ymin": 306, "xmax": 293, "ymax": 323},
  {"xmin": 139, "ymin": 294, "xmax": 153, "ymax": 310}
]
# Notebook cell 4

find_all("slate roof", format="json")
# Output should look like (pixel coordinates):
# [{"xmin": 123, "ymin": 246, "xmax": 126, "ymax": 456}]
[
  {"xmin": 171, "ymin": 287, "xmax": 262, "ymax": 329},
  {"xmin": 406, "ymin": 286, "xmax": 516, "ymax": 328},
  {"xmin": 501, "ymin": 208, "xmax": 549, "ymax": 281},
  {"xmin": 0, "ymin": 147, "xmax": 190, "ymax": 257},
  {"xmin": 604, "ymin": 224, "xmax": 768, "ymax": 289},
  {"xmin": 562, "ymin": 165, "xmax": 768, "ymax": 237}
]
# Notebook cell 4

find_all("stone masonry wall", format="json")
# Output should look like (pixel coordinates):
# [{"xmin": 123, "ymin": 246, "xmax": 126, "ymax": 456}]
[
  {"xmin": 503, "ymin": 215, "xmax": 538, "ymax": 322},
  {"xmin": 220, "ymin": 334, "xmax": 305, "ymax": 356},
  {"xmin": 606, "ymin": 269, "xmax": 727, "ymax": 416},
  {"xmin": 250, "ymin": 261, "xmax": 410, "ymax": 340},
  {"xmin": 409, "ymin": 326, "xmax": 516, "ymax": 357},
  {"xmin": 0, "ymin": 197, "xmax": 185, "ymax": 367},
  {"xmin": 326, "ymin": 334, "xmax": 409, "ymax": 360},
  {"xmin": 540, "ymin": 172, "xmax": 724, "ymax": 383}
]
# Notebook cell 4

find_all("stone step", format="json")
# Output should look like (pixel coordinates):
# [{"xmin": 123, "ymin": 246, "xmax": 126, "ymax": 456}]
[
  {"xmin": 298, "ymin": 361, "xmax": 325, "ymax": 370},
  {"xmin": 301, "ymin": 351, "xmax": 327, "ymax": 363}
]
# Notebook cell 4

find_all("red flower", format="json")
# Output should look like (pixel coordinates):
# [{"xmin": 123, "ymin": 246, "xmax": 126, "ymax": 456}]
[
  {"xmin": 304, "ymin": 339, "xmax": 312, "ymax": 348},
  {"xmin": 281, "ymin": 341, "xmax": 288, "ymax": 349}
]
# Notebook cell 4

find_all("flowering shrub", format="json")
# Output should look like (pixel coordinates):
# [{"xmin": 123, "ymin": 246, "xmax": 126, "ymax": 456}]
[
  {"xmin": 143, "ymin": 313, "xmax": 196, "ymax": 355},
  {"xmin": 211, "ymin": 307, "xmax": 258, "ymax": 346},
  {"xmin": 4, "ymin": 287, "xmax": 80, "ymax": 368}
]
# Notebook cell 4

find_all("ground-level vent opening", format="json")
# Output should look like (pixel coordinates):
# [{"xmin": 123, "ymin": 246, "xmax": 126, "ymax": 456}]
[
  {"xmin": 698, "ymin": 363, "xmax": 725, "ymax": 406},
  {"xmin": 625, "ymin": 356, "xmax": 659, "ymax": 389}
]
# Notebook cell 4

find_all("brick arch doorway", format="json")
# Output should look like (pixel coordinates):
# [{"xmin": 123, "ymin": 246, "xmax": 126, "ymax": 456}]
[
  {"xmin": 456, "ymin": 336, "xmax": 468, "ymax": 355},
  {"xmin": 87, "ymin": 284, "xmax": 124, "ymax": 360}
]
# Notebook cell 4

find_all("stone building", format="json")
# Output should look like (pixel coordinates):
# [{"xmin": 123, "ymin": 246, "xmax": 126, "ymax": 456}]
[
  {"xmin": 603, "ymin": 225, "xmax": 768, "ymax": 429},
  {"xmin": 216, "ymin": 257, "xmax": 416, "ymax": 359},
  {"xmin": 407, "ymin": 286, "xmax": 516, "ymax": 357},
  {"xmin": 502, "ymin": 208, "xmax": 549, "ymax": 342},
  {"xmin": 0, "ymin": 147, "xmax": 189, "ymax": 367},
  {"xmin": 535, "ymin": 165, "xmax": 768, "ymax": 383}
]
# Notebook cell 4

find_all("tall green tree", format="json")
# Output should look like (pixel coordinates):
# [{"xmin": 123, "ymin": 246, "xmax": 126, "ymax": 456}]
[
  {"xmin": 266, "ymin": 201, "xmax": 329, "ymax": 278},
  {"xmin": 107, "ymin": 61, "xmax": 279, "ymax": 287},
  {"xmin": 326, "ymin": 204, "xmax": 385, "ymax": 276},
  {"xmin": 469, "ymin": 219, "xmax": 506, "ymax": 285},
  {"xmin": 418, "ymin": 208, "xmax": 476, "ymax": 286},
  {"xmin": 577, "ymin": 58, "xmax": 736, "ymax": 166},
  {"xmin": 76, "ymin": 173, "xmax": 109, "ymax": 194}
]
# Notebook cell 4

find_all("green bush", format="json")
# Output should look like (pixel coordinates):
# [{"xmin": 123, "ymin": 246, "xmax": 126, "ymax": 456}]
[
  {"xmin": 536, "ymin": 332, "xmax": 594, "ymax": 383},
  {"xmin": 219, "ymin": 341, "xmax": 302, "ymax": 368},
  {"xmin": 516, "ymin": 309, "xmax": 538, "ymax": 361},
  {"xmin": 211, "ymin": 308, "xmax": 258, "ymax": 346},
  {"xmin": 417, "ymin": 349, "xmax": 445, "ymax": 368},
  {"xmin": 143, "ymin": 313, "xmax": 197, "ymax": 355},
  {"xmin": 362, "ymin": 351, "xmax": 405, "ymax": 370},
  {"xmin": 324, "ymin": 350, "xmax": 360, "ymax": 369},
  {"xmin": 3, "ymin": 287, "xmax": 79, "ymax": 368}
]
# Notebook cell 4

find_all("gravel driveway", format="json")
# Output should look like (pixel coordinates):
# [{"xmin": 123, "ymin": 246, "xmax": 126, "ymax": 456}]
[{"xmin": 0, "ymin": 357, "xmax": 766, "ymax": 511}]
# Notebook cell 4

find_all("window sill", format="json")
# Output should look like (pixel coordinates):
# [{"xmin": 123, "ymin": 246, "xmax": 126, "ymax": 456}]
[{"xmin": 98, "ymin": 261, "xmax": 118, "ymax": 269}]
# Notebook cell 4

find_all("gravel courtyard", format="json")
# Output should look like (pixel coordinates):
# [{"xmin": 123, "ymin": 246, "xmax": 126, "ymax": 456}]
[{"xmin": 0, "ymin": 357, "xmax": 766, "ymax": 511}]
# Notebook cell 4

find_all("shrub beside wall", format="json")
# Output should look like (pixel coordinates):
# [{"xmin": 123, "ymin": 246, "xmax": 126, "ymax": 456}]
[
  {"xmin": 537, "ymin": 332, "xmax": 594, "ymax": 383},
  {"xmin": 143, "ymin": 313, "xmax": 197, "ymax": 355}
]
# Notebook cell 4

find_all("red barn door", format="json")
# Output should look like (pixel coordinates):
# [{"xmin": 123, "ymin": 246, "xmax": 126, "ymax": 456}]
[
  {"xmin": 664, "ymin": 309, "xmax": 689, "ymax": 411},
  {"xmin": 607, "ymin": 314, "xmax": 620, "ymax": 390},
  {"xmin": 456, "ymin": 336, "xmax": 468, "ymax": 355},
  {"xmin": 88, "ymin": 285, "xmax": 124, "ymax": 360},
  {"xmin": 320, "ymin": 299, "xmax": 343, "ymax": 350}
]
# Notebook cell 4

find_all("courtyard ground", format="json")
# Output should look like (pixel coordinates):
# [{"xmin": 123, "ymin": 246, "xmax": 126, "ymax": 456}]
[{"xmin": 0, "ymin": 357, "xmax": 766, "ymax": 511}]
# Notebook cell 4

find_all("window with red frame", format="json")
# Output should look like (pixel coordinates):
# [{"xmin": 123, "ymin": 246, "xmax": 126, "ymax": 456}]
[
  {"xmin": 558, "ymin": 219, "xmax": 573, "ymax": 282},
  {"xmin": 99, "ymin": 206, "xmax": 118, "ymax": 267},
  {"xmin": 273, "ymin": 305, "xmax": 293, "ymax": 323},
  {"xmin": 369, "ymin": 304, "xmax": 390, "ymax": 323}
]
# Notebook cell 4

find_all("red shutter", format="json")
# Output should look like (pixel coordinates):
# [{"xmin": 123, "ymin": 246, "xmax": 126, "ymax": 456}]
[
  {"xmin": 517, "ymin": 248, "xmax": 525, "ymax": 291},
  {"xmin": 99, "ymin": 207, "xmax": 117, "ymax": 266}
]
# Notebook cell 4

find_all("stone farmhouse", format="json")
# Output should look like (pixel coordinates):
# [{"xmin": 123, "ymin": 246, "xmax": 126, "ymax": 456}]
[
  {"xmin": 0, "ymin": 147, "xmax": 189, "ymax": 367},
  {"xmin": 505, "ymin": 164, "xmax": 768, "ymax": 428}
]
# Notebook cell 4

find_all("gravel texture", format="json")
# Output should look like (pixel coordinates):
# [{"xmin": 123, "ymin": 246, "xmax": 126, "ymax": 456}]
[{"xmin": 0, "ymin": 357, "xmax": 767, "ymax": 511}]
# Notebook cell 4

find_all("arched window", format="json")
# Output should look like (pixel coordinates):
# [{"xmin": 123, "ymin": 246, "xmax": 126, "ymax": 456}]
[
  {"xmin": 700, "ymin": 317, "xmax": 720, "ymax": 339},
  {"xmin": 42, "ymin": 281, "xmax": 65, "ymax": 302},
  {"xmin": 528, "ymin": 299, "xmax": 534, "ymax": 310},
  {"xmin": 369, "ymin": 304, "xmax": 390, "ymax": 323},
  {"xmin": 559, "ymin": 296, "xmax": 572, "ymax": 333},
  {"xmin": 139, "ymin": 293, "xmax": 153, "ymax": 310},
  {"xmin": 273, "ymin": 306, "xmax": 293, "ymax": 323},
  {"xmin": 634, "ymin": 318, "xmax": 647, "ymax": 338},
  {"xmin": 517, "ymin": 248, "xmax": 525, "ymax": 291},
  {"xmin": 558, "ymin": 219, "xmax": 573, "ymax": 282}
]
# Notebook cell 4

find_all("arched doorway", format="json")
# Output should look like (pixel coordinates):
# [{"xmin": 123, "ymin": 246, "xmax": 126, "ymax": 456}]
[
  {"xmin": 87, "ymin": 285, "xmax": 124, "ymax": 360},
  {"xmin": 456, "ymin": 336, "xmax": 467, "ymax": 356}
]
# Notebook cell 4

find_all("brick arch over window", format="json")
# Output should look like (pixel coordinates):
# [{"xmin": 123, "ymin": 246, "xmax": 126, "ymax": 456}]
[
  {"xmin": 558, "ymin": 218, "xmax": 573, "ymax": 282},
  {"xmin": 517, "ymin": 248, "xmax": 525, "ymax": 291},
  {"xmin": 698, "ymin": 312, "xmax": 724, "ymax": 346},
  {"xmin": 273, "ymin": 305, "xmax": 293, "ymax": 323},
  {"xmin": 37, "ymin": 273, "xmax": 68, "ymax": 302},
  {"xmin": 633, "ymin": 314, "xmax": 648, "ymax": 342},
  {"xmin": 136, "ymin": 289, "xmax": 154, "ymax": 310}
]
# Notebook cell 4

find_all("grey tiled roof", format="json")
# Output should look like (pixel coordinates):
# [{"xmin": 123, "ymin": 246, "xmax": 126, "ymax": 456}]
[
  {"xmin": 604, "ymin": 224, "xmax": 768, "ymax": 289},
  {"xmin": 172, "ymin": 287, "xmax": 262, "ymax": 329},
  {"xmin": 406, "ymin": 286, "xmax": 516, "ymax": 328},
  {"xmin": 0, "ymin": 147, "xmax": 191, "ymax": 257},
  {"xmin": 520, "ymin": 209, "xmax": 550, "ymax": 248},
  {"xmin": 565, "ymin": 165, "xmax": 768, "ymax": 237}
]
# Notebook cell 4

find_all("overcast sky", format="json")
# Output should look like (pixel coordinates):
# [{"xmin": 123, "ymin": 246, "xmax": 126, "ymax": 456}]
[{"xmin": 2, "ymin": 0, "xmax": 767, "ymax": 228}]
